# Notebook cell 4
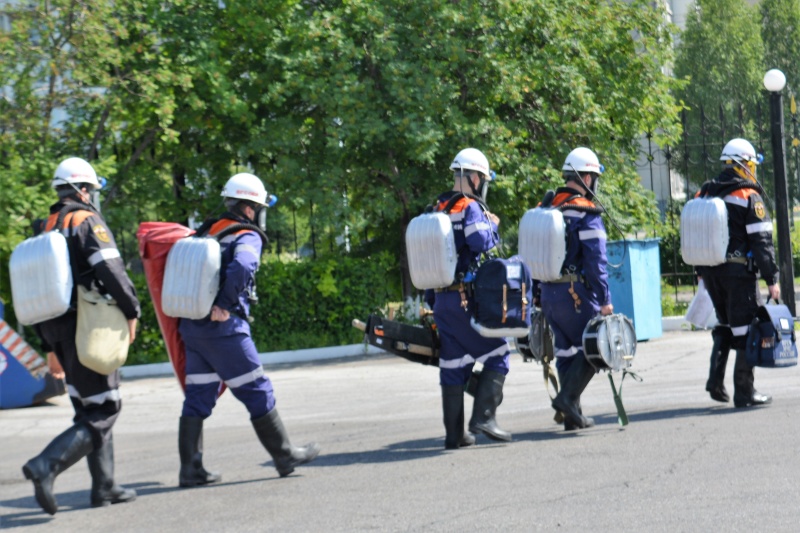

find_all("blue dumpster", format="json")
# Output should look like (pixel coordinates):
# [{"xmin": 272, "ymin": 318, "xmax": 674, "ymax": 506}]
[{"xmin": 606, "ymin": 238, "xmax": 662, "ymax": 341}]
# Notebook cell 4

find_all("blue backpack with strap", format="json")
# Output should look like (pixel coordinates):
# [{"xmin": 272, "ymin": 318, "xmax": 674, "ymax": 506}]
[
  {"xmin": 745, "ymin": 302, "xmax": 798, "ymax": 368},
  {"xmin": 470, "ymin": 255, "xmax": 533, "ymax": 338}
]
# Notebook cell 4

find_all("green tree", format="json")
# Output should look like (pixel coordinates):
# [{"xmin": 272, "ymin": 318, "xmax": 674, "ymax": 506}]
[
  {"xmin": 234, "ymin": 0, "xmax": 683, "ymax": 296},
  {"xmin": 673, "ymin": 0, "xmax": 765, "ymax": 188},
  {"xmin": 761, "ymin": 0, "xmax": 800, "ymax": 202}
]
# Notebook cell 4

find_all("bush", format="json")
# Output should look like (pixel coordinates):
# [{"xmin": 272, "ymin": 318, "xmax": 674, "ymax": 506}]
[{"xmin": 125, "ymin": 252, "xmax": 400, "ymax": 364}]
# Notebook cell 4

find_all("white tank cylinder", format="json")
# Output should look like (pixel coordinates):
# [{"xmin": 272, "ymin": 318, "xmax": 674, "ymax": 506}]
[
  {"xmin": 680, "ymin": 197, "xmax": 729, "ymax": 266},
  {"xmin": 161, "ymin": 237, "xmax": 222, "ymax": 319},
  {"xmin": 518, "ymin": 207, "xmax": 566, "ymax": 281},
  {"xmin": 405, "ymin": 213, "xmax": 457, "ymax": 290},
  {"xmin": 9, "ymin": 232, "xmax": 74, "ymax": 325}
]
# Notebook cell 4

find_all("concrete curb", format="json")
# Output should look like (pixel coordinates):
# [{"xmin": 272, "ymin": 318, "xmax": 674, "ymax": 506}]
[
  {"xmin": 662, "ymin": 315, "xmax": 715, "ymax": 333},
  {"xmin": 120, "ymin": 343, "xmax": 387, "ymax": 379},
  {"xmin": 121, "ymin": 316, "xmax": 704, "ymax": 379}
]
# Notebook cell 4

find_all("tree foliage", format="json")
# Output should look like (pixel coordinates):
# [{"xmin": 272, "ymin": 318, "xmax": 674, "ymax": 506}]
[
  {"xmin": 1, "ymin": 0, "xmax": 682, "ymax": 332},
  {"xmin": 672, "ymin": 0, "xmax": 765, "ymax": 187}
]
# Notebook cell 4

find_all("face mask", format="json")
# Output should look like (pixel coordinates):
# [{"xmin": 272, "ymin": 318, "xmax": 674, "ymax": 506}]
[
  {"xmin": 588, "ymin": 175, "xmax": 599, "ymax": 199},
  {"xmin": 89, "ymin": 190, "xmax": 102, "ymax": 212},
  {"xmin": 731, "ymin": 160, "xmax": 757, "ymax": 182},
  {"xmin": 256, "ymin": 207, "xmax": 267, "ymax": 232},
  {"xmin": 478, "ymin": 179, "xmax": 488, "ymax": 202}
]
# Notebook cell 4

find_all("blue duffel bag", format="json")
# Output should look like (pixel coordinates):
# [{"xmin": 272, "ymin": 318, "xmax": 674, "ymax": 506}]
[{"xmin": 745, "ymin": 303, "xmax": 798, "ymax": 368}]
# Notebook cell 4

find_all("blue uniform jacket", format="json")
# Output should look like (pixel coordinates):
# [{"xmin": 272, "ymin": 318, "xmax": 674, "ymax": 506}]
[
  {"xmin": 549, "ymin": 188, "xmax": 611, "ymax": 307},
  {"xmin": 179, "ymin": 217, "xmax": 263, "ymax": 339}
]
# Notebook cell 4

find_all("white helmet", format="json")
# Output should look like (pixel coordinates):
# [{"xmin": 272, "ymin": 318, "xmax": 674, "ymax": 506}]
[
  {"xmin": 450, "ymin": 148, "xmax": 492, "ymax": 179},
  {"xmin": 221, "ymin": 173, "xmax": 269, "ymax": 206},
  {"xmin": 51, "ymin": 157, "xmax": 101, "ymax": 190},
  {"xmin": 562, "ymin": 147, "xmax": 604, "ymax": 175},
  {"xmin": 720, "ymin": 138, "xmax": 761, "ymax": 164}
]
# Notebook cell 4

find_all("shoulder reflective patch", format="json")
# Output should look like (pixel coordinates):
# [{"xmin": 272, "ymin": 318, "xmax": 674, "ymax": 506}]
[
  {"xmin": 754, "ymin": 201, "xmax": 766, "ymax": 219},
  {"xmin": 92, "ymin": 224, "xmax": 111, "ymax": 243},
  {"xmin": 561, "ymin": 209, "xmax": 587, "ymax": 219},
  {"xmin": 723, "ymin": 195, "xmax": 749, "ymax": 208}
]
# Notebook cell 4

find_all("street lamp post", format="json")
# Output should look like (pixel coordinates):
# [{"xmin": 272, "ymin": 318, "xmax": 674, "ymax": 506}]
[{"xmin": 764, "ymin": 69, "xmax": 796, "ymax": 316}]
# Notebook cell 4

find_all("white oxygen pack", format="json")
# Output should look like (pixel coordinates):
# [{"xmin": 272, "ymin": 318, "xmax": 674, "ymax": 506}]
[
  {"xmin": 680, "ymin": 196, "xmax": 729, "ymax": 266},
  {"xmin": 161, "ymin": 237, "xmax": 222, "ymax": 320},
  {"xmin": 518, "ymin": 207, "xmax": 566, "ymax": 281},
  {"xmin": 406, "ymin": 212, "xmax": 457, "ymax": 290},
  {"xmin": 9, "ymin": 231, "xmax": 74, "ymax": 325}
]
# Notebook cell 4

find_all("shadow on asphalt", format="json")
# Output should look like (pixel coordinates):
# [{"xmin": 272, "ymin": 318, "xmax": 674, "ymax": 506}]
[
  {"xmin": 627, "ymin": 404, "xmax": 753, "ymax": 423},
  {"xmin": 511, "ymin": 405, "xmax": 745, "ymax": 441},
  {"xmin": 277, "ymin": 436, "xmax": 445, "ymax": 469},
  {"xmin": 0, "ymin": 481, "xmax": 159, "ymax": 529}
]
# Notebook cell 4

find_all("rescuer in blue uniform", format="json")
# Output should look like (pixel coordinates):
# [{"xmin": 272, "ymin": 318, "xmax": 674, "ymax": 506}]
[
  {"xmin": 425, "ymin": 148, "xmax": 512, "ymax": 449},
  {"xmin": 177, "ymin": 173, "xmax": 319, "ymax": 486},
  {"xmin": 538, "ymin": 147, "xmax": 613, "ymax": 431}
]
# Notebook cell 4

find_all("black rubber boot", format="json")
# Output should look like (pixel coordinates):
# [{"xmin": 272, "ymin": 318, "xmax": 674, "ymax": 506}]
[
  {"xmin": 22, "ymin": 424, "xmax": 94, "ymax": 515},
  {"xmin": 441, "ymin": 385, "xmax": 476, "ymax": 449},
  {"xmin": 564, "ymin": 400, "xmax": 594, "ymax": 431},
  {"xmin": 252, "ymin": 409, "xmax": 320, "ymax": 477},
  {"xmin": 87, "ymin": 434, "xmax": 137, "ymax": 507},
  {"xmin": 705, "ymin": 326, "xmax": 731, "ymax": 403},
  {"xmin": 178, "ymin": 417, "xmax": 221, "ymax": 488},
  {"xmin": 552, "ymin": 355, "xmax": 596, "ymax": 430},
  {"xmin": 468, "ymin": 370, "xmax": 512, "ymax": 442},
  {"xmin": 556, "ymin": 368, "xmax": 594, "ymax": 431},
  {"xmin": 732, "ymin": 349, "xmax": 772, "ymax": 408}
]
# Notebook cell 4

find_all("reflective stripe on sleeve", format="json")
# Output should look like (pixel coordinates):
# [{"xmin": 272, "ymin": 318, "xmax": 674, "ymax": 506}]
[
  {"xmin": 235, "ymin": 244, "xmax": 259, "ymax": 257},
  {"xmin": 464, "ymin": 221, "xmax": 491, "ymax": 237},
  {"xmin": 185, "ymin": 373, "xmax": 221, "ymax": 385},
  {"xmin": 87, "ymin": 248, "xmax": 121, "ymax": 266},
  {"xmin": 225, "ymin": 366, "xmax": 265, "ymax": 389},
  {"xmin": 746, "ymin": 222, "xmax": 773, "ymax": 234},
  {"xmin": 578, "ymin": 229, "xmax": 607, "ymax": 241}
]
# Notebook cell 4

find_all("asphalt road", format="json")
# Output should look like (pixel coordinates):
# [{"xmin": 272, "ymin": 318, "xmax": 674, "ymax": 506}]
[{"xmin": 2, "ymin": 330, "xmax": 800, "ymax": 532}]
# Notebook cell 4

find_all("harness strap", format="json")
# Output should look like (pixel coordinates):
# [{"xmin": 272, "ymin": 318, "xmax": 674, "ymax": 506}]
[
  {"xmin": 547, "ymin": 273, "xmax": 585, "ymax": 284},
  {"xmin": 726, "ymin": 256, "xmax": 747, "ymax": 265},
  {"xmin": 608, "ymin": 369, "xmax": 643, "ymax": 427}
]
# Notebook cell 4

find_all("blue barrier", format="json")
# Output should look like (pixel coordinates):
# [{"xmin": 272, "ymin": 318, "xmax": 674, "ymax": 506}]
[
  {"xmin": 0, "ymin": 301, "xmax": 66, "ymax": 409},
  {"xmin": 606, "ymin": 239, "xmax": 663, "ymax": 341}
]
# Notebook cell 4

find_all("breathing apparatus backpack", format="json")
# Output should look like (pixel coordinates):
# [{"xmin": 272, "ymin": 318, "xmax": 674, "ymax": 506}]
[
  {"xmin": 9, "ymin": 203, "xmax": 90, "ymax": 325},
  {"xmin": 405, "ymin": 194, "xmax": 466, "ymax": 290},
  {"xmin": 679, "ymin": 180, "xmax": 766, "ymax": 266},
  {"xmin": 161, "ymin": 218, "xmax": 267, "ymax": 320},
  {"xmin": 680, "ymin": 195, "xmax": 729, "ymax": 267},
  {"xmin": 518, "ymin": 191, "xmax": 580, "ymax": 282}
]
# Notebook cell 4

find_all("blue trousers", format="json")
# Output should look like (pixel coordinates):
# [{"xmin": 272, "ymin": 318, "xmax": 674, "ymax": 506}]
[
  {"xmin": 433, "ymin": 291, "xmax": 510, "ymax": 386},
  {"xmin": 181, "ymin": 333, "xmax": 275, "ymax": 419},
  {"xmin": 540, "ymin": 281, "xmax": 599, "ymax": 373}
]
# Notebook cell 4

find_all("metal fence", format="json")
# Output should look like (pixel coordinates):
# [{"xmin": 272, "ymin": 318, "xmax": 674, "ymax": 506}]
[{"xmin": 639, "ymin": 98, "xmax": 800, "ymax": 309}]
